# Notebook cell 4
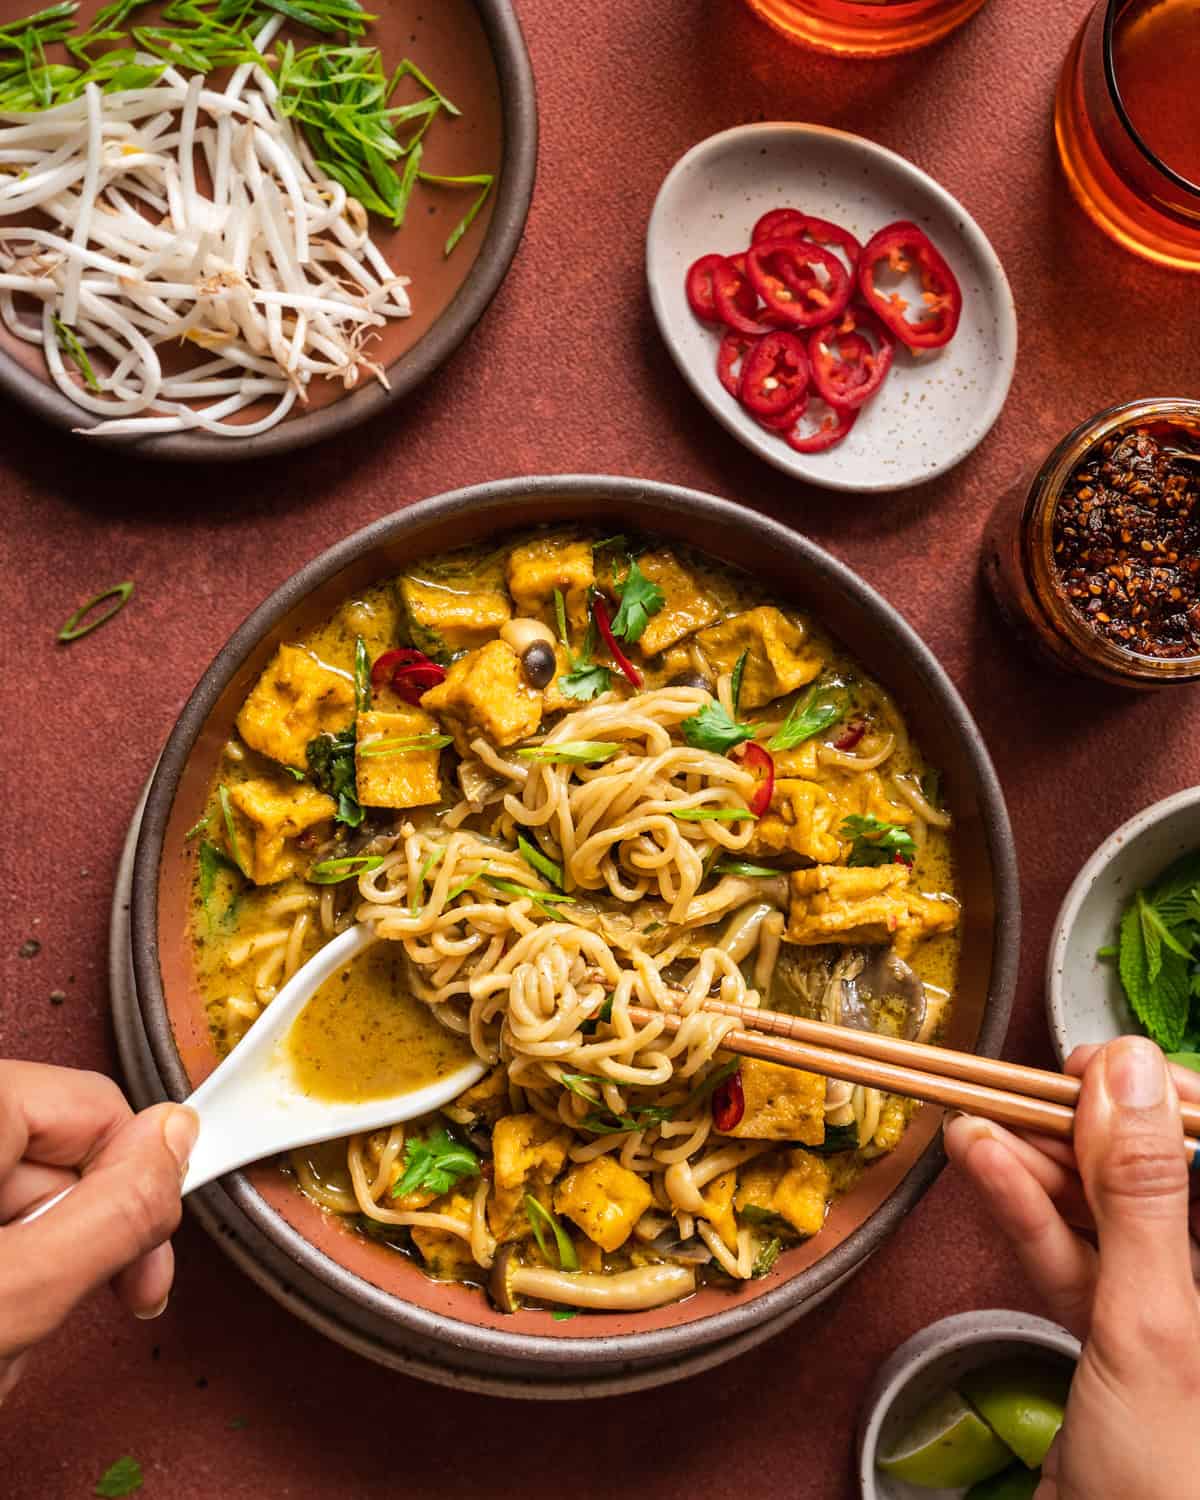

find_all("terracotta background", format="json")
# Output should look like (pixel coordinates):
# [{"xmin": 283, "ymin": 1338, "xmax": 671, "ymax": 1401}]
[{"xmin": 2, "ymin": 0, "xmax": 1199, "ymax": 1494}]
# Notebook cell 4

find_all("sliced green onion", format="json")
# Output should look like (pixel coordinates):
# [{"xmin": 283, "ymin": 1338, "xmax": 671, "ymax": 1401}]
[
  {"xmin": 517, "ymin": 741, "xmax": 620, "ymax": 766},
  {"xmin": 483, "ymin": 875, "xmax": 575, "ymax": 908},
  {"xmin": 730, "ymin": 648, "xmax": 748, "ymax": 715},
  {"xmin": 446, "ymin": 862, "xmax": 490, "ymax": 902},
  {"xmin": 553, "ymin": 587, "xmax": 570, "ymax": 649},
  {"xmin": 217, "ymin": 784, "xmax": 243, "ymax": 873},
  {"xmin": 558, "ymin": 1071, "xmax": 605, "ymax": 1103},
  {"xmin": 353, "ymin": 635, "xmax": 371, "ymax": 714},
  {"xmin": 308, "ymin": 854, "xmax": 385, "ymax": 884},
  {"xmin": 552, "ymin": 1308, "xmax": 578, "ymax": 1321},
  {"xmin": 668, "ymin": 807, "xmax": 758, "ymax": 823},
  {"xmin": 713, "ymin": 859, "xmax": 783, "ymax": 878},
  {"xmin": 517, "ymin": 834, "xmax": 564, "ymax": 889},
  {"xmin": 357, "ymin": 733, "xmax": 452, "ymax": 757},
  {"xmin": 411, "ymin": 846, "xmax": 444, "ymax": 914},
  {"xmin": 524, "ymin": 1194, "xmax": 578, "ymax": 1272},
  {"xmin": 417, "ymin": 169, "xmax": 494, "ymax": 255},
  {"xmin": 57, "ymin": 581, "xmax": 133, "ymax": 642},
  {"xmin": 183, "ymin": 813, "xmax": 210, "ymax": 840},
  {"xmin": 53, "ymin": 315, "xmax": 100, "ymax": 391}
]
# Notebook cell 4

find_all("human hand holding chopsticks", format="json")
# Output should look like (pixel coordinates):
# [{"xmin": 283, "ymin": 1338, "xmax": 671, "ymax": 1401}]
[
  {"xmin": 946, "ymin": 1036, "xmax": 1200, "ymax": 1500},
  {"xmin": 0, "ymin": 1061, "xmax": 197, "ymax": 1408}
]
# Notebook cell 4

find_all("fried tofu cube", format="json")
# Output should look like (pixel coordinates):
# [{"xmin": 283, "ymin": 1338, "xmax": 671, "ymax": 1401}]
[
  {"xmin": 777, "ymin": 1153, "xmax": 833, "ymax": 1238},
  {"xmin": 747, "ymin": 779, "xmax": 843, "ymax": 864},
  {"xmin": 821, "ymin": 767, "xmax": 915, "ymax": 837},
  {"xmin": 699, "ymin": 1168, "xmax": 739, "ymax": 1253},
  {"xmin": 419, "ymin": 639, "xmax": 543, "ymax": 754},
  {"xmin": 718, "ymin": 1058, "xmax": 826, "ymax": 1145},
  {"xmin": 894, "ymin": 890, "xmax": 960, "ymax": 959},
  {"xmin": 785, "ymin": 863, "xmax": 912, "ymax": 946},
  {"xmin": 398, "ymin": 576, "xmax": 511, "ymax": 659},
  {"xmin": 222, "ymin": 777, "xmax": 336, "ymax": 885},
  {"xmin": 507, "ymin": 535, "xmax": 595, "ymax": 632},
  {"xmin": 695, "ymin": 607, "xmax": 823, "ymax": 710},
  {"xmin": 553, "ymin": 1156, "xmax": 653, "ymax": 1252},
  {"xmin": 411, "ymin": 1191, "xmax": 478, "ymax": 1280},
  {"xmin": 540, "ymin": 643, "xmax": 579, "ymax": 716},
  {"xmin": 771, "ymin": 742, "xmax": 821, "ymax": 779},
  {"xmin": 736, "ymin": 1152, "xmax": 831, "ymax": 1239},
  {"xmin": 236, "ymin": 644, "xmax": 355, "ymax": 770},
  {"xmin": 487, "ymin": 1113, "xmax": 571, "ymax": 1238},
  {"xmin": 634, "ymin": 549, "xmax": 721, "ymax": 656},
  {"xmin": 354, "ymin": 706, "xmax": 442, "ymax": 810},
  {"xmin": 451, "ymin": 1066, "xmax": 510, "ymax": 1125}
]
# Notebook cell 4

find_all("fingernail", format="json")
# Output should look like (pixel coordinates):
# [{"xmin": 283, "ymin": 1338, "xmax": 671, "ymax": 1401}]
[
  {"xmin": 163, "ymin": 1106, "xmax": 199, "ymax": 1175},
  {"xmin": 1105, "ymin": 1036, "xmax": 1166, "ymax": 1110},
  {"xmin": 943, "ymin": 1112, "xmax": 994, "ymax": 1146},
  {"xmin": 135, "ymin": 1295, "xmax": 169, "ymax": 1322}
]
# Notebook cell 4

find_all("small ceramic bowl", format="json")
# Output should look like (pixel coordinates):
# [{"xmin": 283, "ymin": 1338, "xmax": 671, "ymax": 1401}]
[
  {"xmin": 646, "ymin": 123, "xmax": 1018, "ymax": 493},
  {"xmin": 1047, "ymin": 787, "xmax": 1200, "ymax": 1065},
  {"xmin": 857, "ymin": 1310, "xmax": 1081, "ymax": 1500}
]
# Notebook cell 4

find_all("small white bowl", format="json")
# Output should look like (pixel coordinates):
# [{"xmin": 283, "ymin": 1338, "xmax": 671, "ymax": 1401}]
[
  {"xmin": 1047, "ymin": 787, "xmax": 1200, "ymax": 1066},
  {"xmin": 857, "ymin": 1310, "xmax": 1080, "ymax": 1500},
  {"xmin": 646, "ymin": 123, "xmax": 1018, "ymax": 494}
]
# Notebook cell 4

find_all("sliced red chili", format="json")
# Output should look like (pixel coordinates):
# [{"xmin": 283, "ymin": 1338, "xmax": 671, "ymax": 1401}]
[
  {"xmin": 784, "ymin": 398, "xmax": 860, "ymax": 454},
  {"xmin": 717, "ymin": 330, "xmax": 756, "ymax": 397},
  {"xmin": 858, "ymin": 221, "xmax": 962, "ymax": 350},
  {"xmin": 745, "ymin": 238, "xmax": 851, "ymax": 329},
  {"xmin": 808, "ymin": 306, "xmax": 895, "ymax": 411},
  {"xmin": 371, "ymin": 647, "xmax": 447, "ymax": 703},
  {"xmin": 738, "ymin": 330, "xmax": 809, "ymax": 417},
  {"xmin": 685, "ymin": 253, "xmax": 728, "ymax": 325},
  {"xmin": 833, "ymin": 719, "xmax": 866, "ymax": 751},
  {"xmin": 593, "ymin": 595, "xmax": 643, "ymax": 688},
  {"xmin": 711, "ymin": 256, "xmax": 773, "ymax": 335},
  {"xmin": 712, "ymin": 1069, "xmax": 745, "ymax": 1132},
  {"xmin": 751, "ymin": 209, "xmax": 862, "ymax": 269},
  {"xmin": 754, "ymin": 389, "xmax": 809, "ymax": 432},
  {"xmin": 739, "ymin": 741, "xmax": 775, "ymax": 817}
]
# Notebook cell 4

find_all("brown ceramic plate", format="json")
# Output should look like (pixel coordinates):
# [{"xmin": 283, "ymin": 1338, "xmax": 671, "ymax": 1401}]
[
  {"xmin": 131, "ymin": 476, "xmax": 1020, "ymax": 1385},
  {"xmin": 0, "ymin": 0, "xmax": 536, "ymax": 461}
]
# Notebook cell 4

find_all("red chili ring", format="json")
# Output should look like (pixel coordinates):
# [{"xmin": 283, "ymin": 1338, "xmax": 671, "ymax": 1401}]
[{"xmin": 685, "ymin": 252, "xmax": 728, "ymax": 324}]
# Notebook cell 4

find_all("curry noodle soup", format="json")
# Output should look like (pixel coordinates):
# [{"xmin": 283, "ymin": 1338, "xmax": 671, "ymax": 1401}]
[{"xmin": 189, "ymin": 528, "xmax": 959, "ymax": 1315}]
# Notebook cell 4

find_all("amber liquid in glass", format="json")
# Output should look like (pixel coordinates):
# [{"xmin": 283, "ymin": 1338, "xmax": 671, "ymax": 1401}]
[
  {"xmin": 741, "ymin": 0, "xmax": 990, "ymax": 57},
  {"xmin": 1113, "ymin": 0, "xmax": 1200, "ymax": 185},
  {"xmin": 1055, "ymin": 0, "xmax": 1200, "ymax": 270}
]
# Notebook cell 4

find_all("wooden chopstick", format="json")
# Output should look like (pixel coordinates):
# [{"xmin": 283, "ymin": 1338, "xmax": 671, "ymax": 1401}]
[{"xmin": 626, "ymin": 1003, "xmax": 1200, "ymax": 1158}]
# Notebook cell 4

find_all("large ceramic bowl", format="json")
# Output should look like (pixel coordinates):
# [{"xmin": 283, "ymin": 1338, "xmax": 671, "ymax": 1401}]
[
  {"xmin": 0, "ymin": 0, "xmax": 537, "ymax": 461},
  {"xmin": 130, "ymin": 475, "xmax": 1020, "ymax": 1390}
]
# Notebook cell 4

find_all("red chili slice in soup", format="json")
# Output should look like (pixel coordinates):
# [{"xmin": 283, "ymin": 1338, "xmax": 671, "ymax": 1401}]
[
  {"xmin": 712, "ymin": 1069, "xmax": 745, "ymax": 1131},
  {"xmin": 372, "ymin": 647, "xmax": 447, "ymax": 703},
  {"xmin": 740, "ymin": 741, "xmax": 775, "ymax": 817}
]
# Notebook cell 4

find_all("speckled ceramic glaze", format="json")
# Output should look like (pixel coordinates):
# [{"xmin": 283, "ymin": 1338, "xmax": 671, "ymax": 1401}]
[
  {"xmin": 129, "ymin": 475, "xmax": 1020, "ymax": 1391},
  {"xmin": 646, "ymin": 124, "xmax": 1017, "ymax": 493},
  {"xmin": 857, "ymin": 1310, "xmax": 1081, "ymax": 1500},
  {"xmin": 1047, "ymin": 787, "xmax": 1200, "ymax": 1065}
]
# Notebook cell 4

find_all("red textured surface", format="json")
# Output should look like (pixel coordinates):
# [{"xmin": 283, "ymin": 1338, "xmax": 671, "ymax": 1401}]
[{"xmin": 2, "ymin": 0, "xmax": 1199, "ymax": 1495}]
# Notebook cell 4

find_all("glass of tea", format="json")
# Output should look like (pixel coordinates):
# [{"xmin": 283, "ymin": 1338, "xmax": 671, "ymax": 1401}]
[
  {"xmin": 1055, "ymin": 0, "xmax": 1200, "ymax": 271},
  {"xmin": 740, "ymin": 0, "xmax": 991, "ymax": 57}
]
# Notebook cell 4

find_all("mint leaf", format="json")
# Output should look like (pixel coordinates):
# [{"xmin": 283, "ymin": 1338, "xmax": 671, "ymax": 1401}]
[
  {"xmin": 1119, "ymin": 898, "xmax": 1190, "ymax": 1050},
  {"xmin": 95, "ymin": 1457, "xmax": 142, "ymax": 1498},
  {"xmin": 1148, "ymin": 852, "xmax": 1200, "ymax": 926},
  {"xmin": 767, "ymin": 682, "xmax": 847, "ymax": 751}
]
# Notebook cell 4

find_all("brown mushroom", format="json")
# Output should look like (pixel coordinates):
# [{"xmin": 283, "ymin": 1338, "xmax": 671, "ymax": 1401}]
[{"xmin": 488, "ymin": 1254, "xmax": 696, "ymax": 1314}]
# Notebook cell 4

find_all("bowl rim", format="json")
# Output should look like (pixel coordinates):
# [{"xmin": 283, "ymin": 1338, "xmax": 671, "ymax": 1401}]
[
  {"xmin": 130, "ymin": 472, "xmax": 1021, "ymax": 1368},
  {"xmin": 856, "ymin": 1308, "xmax": 1081, "ymax": 1497},
  {"xmin": 645, "ymin": 121, "xmax": 1019, "ymax": 494},
  {"xmin": 0, "ymin": 0, "xmax": 538, "ymax": 464},
  {"xmin": 1046, "ymin": 785, "xmax": 1200, "ymax": 1065}
]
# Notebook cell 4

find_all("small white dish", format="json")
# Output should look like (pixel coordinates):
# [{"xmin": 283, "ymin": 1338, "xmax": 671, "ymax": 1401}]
[
  {"xmin": 646, "ymin": 123, "xmax": 1018, "ymax": 494},
  {"xmin": 857, "ymin": 1309, "xmax": 1080, "ymax": 1500},
  {"xmin": 1046, "ymin": 787, "xmax": 1200, "ymax": 1066}
]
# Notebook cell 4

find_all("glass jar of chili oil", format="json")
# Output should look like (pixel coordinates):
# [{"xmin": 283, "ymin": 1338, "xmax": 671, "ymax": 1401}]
[{"xmin": 983, "ymin": 399, "xmax": 1200, "ymax": 687}]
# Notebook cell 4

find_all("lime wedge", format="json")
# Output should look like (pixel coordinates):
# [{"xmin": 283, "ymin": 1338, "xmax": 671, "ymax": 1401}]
[
  {"xmin": 877, "ymin": 1389, "xmax": 1014, "ymax": 1488},
  {"xmin": 967, "ymin": 1462, "xmax": 1041, "ymax": 1499},
  {"xmin": 960, "ymin": 1359, "xmax": 1070, "ymax": 1469}
]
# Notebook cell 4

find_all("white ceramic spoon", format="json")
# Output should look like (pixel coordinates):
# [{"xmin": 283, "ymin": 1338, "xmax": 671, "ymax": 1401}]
[{"xmin": 21, "ymin": 922, "xmax": 486, "ymax": 1221}]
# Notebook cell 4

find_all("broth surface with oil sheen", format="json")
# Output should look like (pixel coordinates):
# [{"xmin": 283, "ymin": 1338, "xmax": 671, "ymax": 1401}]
[{"xmin": 286, "ymin": 945, "xmax": 474, "ymax": 1104}]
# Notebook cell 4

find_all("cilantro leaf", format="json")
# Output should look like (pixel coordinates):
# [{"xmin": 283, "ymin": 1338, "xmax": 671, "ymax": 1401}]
[
  {"xmin": 751, "ymin": 1237, "xmax": 782, "ymax": 1278},
  {"xmin": 682, "ymin": 701, "xmax": 756, "ymax": 754},
  {"xmin": 95, "ymin": 1457, "xmax": 143, "ymax": 1498},
  {"xmin": 767, "ymin": 682, "xmax": 847, "ymax": 751},
  {"xmin": 559, "ymin": 661, "xmax": 612, "ymax": 702},
  {"xmin": 609, "ymin": 558, "xmax": 665, "ymax": 645},
  {"xmin": 841, "ymin": 815, "xmax": 916, "ymax": 867},
  {"xmin": 390, "ymin": 1127, "xmax": 479, "ymax": 1200},
  {"xmin": 198, "ymin": 840, "xmax": 241, "ymax": 934}
]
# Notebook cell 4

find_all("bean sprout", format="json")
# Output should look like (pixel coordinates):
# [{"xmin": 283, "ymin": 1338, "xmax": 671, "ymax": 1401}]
[{"xmin": 0, "ymin": 37, "xmax": 411, "ymax": 439}]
